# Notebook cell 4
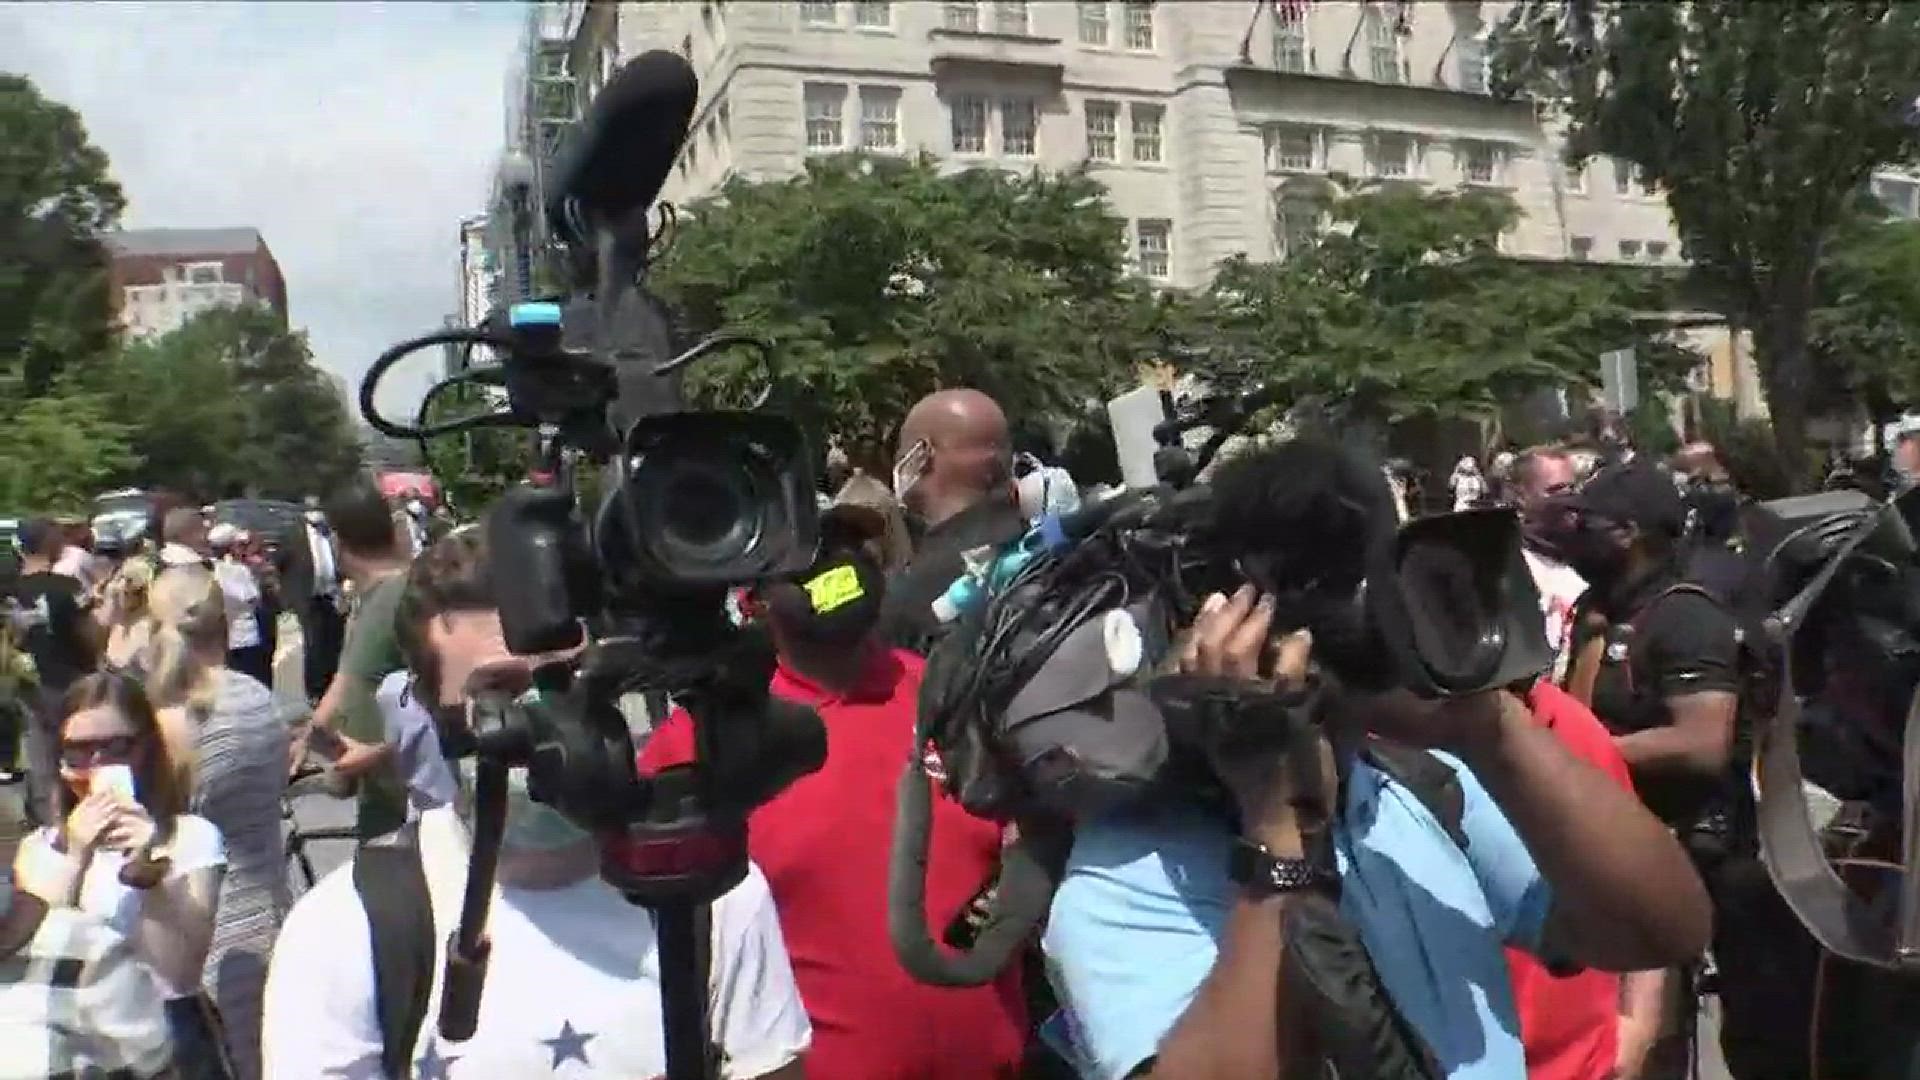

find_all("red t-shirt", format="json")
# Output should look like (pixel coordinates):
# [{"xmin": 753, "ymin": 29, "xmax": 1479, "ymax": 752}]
[
  {"xmin": 638, "ymin": 648, "xmax": 1026, "ymax": 1079},
  {"xmin": 1507, "ymin": 682, "xmax": 1635, "ymax": 1080}
]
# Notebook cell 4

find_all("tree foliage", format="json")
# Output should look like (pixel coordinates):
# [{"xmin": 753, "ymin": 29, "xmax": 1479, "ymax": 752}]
[
  {"xmin": 0, "ymin": 376, "xmax": 136, "ymax": 513},
  {"xmin": 1493, "ymin": 0, "xmax": 1920, "ymax": 475},
  {"xmin": 1167, "ymin": 187, "xmax": 1692, "ymax": 422},
  {"xmin": 1808, "ymin": 214, "xmax": 1920, "ymax": 421},
  {"xmin": 651, "ymin": 155, "xmax": 1169, "ymax": 458},
  {"xmin": 72, "ymin": 306, "xmax": 364, "ymax": 501},
  {"xmin": 417, "ymin": 386, "xmax": 536, "ymax": 517},
  {"xmin": 0, "ymin": 74, "xmax": 126, "ymax": 394}
]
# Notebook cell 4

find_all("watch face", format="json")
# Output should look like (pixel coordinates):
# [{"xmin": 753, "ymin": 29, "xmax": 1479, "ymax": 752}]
[{"xmin": 1230, "ymin": 839, "xmax": 1329, "ymax": 894}]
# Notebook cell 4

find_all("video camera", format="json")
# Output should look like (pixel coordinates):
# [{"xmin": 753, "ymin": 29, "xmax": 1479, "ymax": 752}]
[
  {"xmin": 358, "ymin": 53, "xmax": 825, "ymax": 1080},
  {"xmin": 888, "ymin": 388, "xmax": 1553, "ymax": 987}
]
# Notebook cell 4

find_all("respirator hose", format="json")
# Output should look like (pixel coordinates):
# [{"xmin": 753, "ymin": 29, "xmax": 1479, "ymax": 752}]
[{"xmin": 886, "ymin": 759, "xmax": 1068, "ymax": 987}]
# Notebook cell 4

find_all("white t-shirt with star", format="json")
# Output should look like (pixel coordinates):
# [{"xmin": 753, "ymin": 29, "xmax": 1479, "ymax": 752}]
[{"xmin": 259, "ymin": 807, "xmax": 810, "ymax": 1079}]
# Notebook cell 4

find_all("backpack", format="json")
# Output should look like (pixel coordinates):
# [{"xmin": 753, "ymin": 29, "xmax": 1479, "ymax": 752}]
[
  {"xmin": 1281, "ymin": 742, "xmax": 1466, "ymax": 1080},
  {"xmin": 352, "ymin": 831, "xmax": 713, "ymax": 1078}
]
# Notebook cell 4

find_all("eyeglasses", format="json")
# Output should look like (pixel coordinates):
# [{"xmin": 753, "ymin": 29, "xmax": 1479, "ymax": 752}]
[{"xmin": 60, "ymin": 735, "xmax": 140, "ymax": 769}]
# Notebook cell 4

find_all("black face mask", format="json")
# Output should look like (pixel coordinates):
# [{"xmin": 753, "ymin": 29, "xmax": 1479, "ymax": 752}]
[{"xmin": 1554, "ymin": 521, "xmax": 1630, "ymax": 586}]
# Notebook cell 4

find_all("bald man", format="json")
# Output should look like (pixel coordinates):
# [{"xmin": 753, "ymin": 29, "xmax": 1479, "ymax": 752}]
[{"xmin": 880, "ymin": 389, "xmax": 1024, "ymax": 653}]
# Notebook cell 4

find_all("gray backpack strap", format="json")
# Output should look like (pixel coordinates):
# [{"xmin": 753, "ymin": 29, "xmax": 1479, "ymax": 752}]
[{"xmin": 354, "ymin": 830, "xmax": 435, "ymax": 1078}]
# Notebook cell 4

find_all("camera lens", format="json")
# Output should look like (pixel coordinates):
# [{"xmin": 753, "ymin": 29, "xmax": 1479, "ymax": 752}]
[{"xmin": 632, "ymin": 457, "xmax": 768, "ymax": 576}]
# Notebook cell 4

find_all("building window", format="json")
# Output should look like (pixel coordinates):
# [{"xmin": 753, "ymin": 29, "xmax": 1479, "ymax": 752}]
[
  {"xmin": 1365, "ymin": 6, "xmax": 1403, "ymax": 84},
  {"xmin": 1078, "ymin": 1, "xmax": 1109, "ymax": 45},
  {"xmin": 994, "ymin": 1, "xmax": 1029, "ymax": 34},
  {"xmin": 944, "ymin": 1, "xmax": 980, "ymax": 31},
  {"xmin": 1124, "ymin": 1, "xmax": 1155, "ymax": 50},
  {"xmin": 186, "ymin": 263, "xmax": 223, "ymax": 285},
  {"xmin": 1273, "ymin": 4, "xmax": 1309, "ymax": 72},
  {"xmin": 1619, "ymin": 239, "xmax": 1642, "ymax": 260},
  {"xmin": 1130, "ymin": 103, "xmax": 1163, "ymax": 163},
  {"xmin": 1612, "ymin": 159, "xmax": 1655, "ymax": 197},
  {"xmin": 800, "ymin": 1, "xmax": 837, "ymax": 25},
  {"xmin": 1086, "ymin": 100, "xmax": 1118, "ymax": 161},
  {"xmin": 1368, "ymin": 133, "xmax": 1415, "ymax": 178},
  {"xmin": 1266, "ymin": 124, "xmax": 1318, "ymax": 172},
  {"xmin": 1872, "ymin": 175, "xmax": 1920, "ymax": 218},
  {"xmin": 1461, "ymin": 141, "xmax": 1499, "ymax": 185},
  {"xmin": 1002, "ymin": 98, "xmax": 1038, "ymax": 156},
  {"xmin": 1646, "ymin": 240, "xmax": 1670, "ymax": 261},
  {"xmin": 1455, "ymin": 35, "xmax": 1488, "ymax": 93},
  {"xmin": 1278, "ymin": 201, "xmax": 1319, "ymax": 258},
  {"xmin": 853, "ymin": 1, "xmax": 890, "ymax": 28},
  {"xmin": 1563, "ymin": 161, "xmax": 1586, "ymax": 194},
  {"xmin": 860, "ymin": 87, "xmax": 901, "ymax": 150},
  {"xmin": 1137, "ymin": 219, "xmax": 1171, "ymax": 279},
  {"xmin": 804, "ymin": 82, "xmax": 847, "ymax": 150},
  {"xmin": 951, "ymin": 95, "xmax": 988, "ymax": 153},
  {"xmin": 1570, "ymin": 235, "xmax": 1593, "ymax": 261}
]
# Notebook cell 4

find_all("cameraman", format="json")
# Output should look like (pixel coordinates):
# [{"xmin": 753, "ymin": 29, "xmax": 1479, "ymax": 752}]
[
  {"xmin": 260, "ymin": 531, "xmax": 810, "ymax": 1079},
  {"xmin": 1043, "ymin": 587, "xmax": 1710, "ymax": 1079}
]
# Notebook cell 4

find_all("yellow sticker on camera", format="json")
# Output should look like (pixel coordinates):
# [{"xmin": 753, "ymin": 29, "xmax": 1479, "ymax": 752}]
[{"xmin": 805, "ymin": 564, "xmax": 865, "ymax": 614}]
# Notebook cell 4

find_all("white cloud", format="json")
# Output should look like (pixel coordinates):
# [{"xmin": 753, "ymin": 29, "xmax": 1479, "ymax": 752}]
[{"xmin": 0, "ymin": 1, "xmax": 525, "ymax": 422}]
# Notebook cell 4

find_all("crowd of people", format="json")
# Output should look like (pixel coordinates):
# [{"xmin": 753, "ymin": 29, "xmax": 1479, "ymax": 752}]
[{"xmin": 0, "ymin": 386, "xmax": 1896, "ymax": 1080}]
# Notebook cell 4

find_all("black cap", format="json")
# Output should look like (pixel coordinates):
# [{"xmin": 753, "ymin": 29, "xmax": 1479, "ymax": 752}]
[
  {"xmin": 766, "ymin": 551, "xmax": 886, "ymax": 646},
  {"xmin": 1573, "ymin": 463, "xmax": 1686, "ymax": 537}
]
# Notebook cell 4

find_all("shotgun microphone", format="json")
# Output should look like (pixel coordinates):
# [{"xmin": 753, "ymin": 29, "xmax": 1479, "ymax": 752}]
[{"xmin": 546, "ymin": 50, "xmax": 700, "ymax": 246}]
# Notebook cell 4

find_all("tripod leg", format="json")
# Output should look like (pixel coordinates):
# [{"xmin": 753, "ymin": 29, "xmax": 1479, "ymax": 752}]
[{"xmin": 655, "ymin": 900, "xmax": 715, "ymax": 1080}]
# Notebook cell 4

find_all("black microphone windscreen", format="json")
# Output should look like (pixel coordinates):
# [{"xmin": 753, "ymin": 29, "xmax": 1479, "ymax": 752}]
[
  {"xmin": 546, "ymin": 51, "xmax": 699, "ymax": 242},
  {"xmin": 1201, "ymin": 438, "xmax": 1397, "ymax": 597}
]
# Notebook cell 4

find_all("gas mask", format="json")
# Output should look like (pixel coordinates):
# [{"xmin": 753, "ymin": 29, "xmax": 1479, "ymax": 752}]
[{"xmin": 457, "ymin": 758, "xmax": 594, "ymax": 853}]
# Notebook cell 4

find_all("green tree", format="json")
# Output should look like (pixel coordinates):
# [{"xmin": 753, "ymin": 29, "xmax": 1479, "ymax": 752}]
[
  {"xmin": 0, "ymin": 75, "xmax": 125, "ymax": 395},
  {"xmin": 79, "ymin": 306, "xmax": 363, "ymax": 499},
  {"xmin": 652, "ymin": 155, "xmax": 1164, "ymax": 455},
  {"xmin": 1808, "ymin": 215, "xmax": 1920, "ymax": 436},
  {"xmin": 1492, "ymin": 0, "xmax": 1920, "ymax": 477},
  {"xmin": 417, "ymin": 384, "xmax": 536, "ymax": 516},
  {"xmin": 1171, "ymin": 187, "xmax": 1692, "ymax": 422},
  {"xmin": 0, "ymin": 376, "xmax": 136, "ymax": 512}
]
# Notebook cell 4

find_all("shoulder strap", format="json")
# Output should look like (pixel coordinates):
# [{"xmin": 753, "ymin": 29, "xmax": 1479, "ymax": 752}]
[
  {"xmin": 355, "ymin": 838, "xmax": 436, "ymax": 1079},
  {"xmin": 1363, "ymin": 742, "xmax": 1467, "ymax": 852},
  {"xmin": 1629, "ymin": 582, "xmax": 1720, "ymax": 636}
]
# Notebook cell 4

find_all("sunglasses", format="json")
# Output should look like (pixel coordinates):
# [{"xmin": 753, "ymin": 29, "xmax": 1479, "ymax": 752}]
[{"xmin": 60, "ymin": 735, "xmax": 140, "ymax": 769}]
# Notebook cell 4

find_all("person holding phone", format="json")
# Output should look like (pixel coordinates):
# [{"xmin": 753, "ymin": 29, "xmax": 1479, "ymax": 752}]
[{"xmin": 11, "ymin": 671, "xmax": 232, "ymax": 1079}]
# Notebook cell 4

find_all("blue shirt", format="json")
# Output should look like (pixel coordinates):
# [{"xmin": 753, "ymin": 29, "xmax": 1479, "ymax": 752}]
[{"xmin": 1042, "ymin": 753, "xmax": 1553, "ymax": 1080}]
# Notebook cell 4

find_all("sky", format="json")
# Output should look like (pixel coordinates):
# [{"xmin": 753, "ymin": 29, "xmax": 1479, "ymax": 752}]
[{"xmin": 1, "ymin": 1, "xmax": 527, "ymax": 421}]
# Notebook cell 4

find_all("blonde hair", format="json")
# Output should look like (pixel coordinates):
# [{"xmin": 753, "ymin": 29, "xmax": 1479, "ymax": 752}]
[
  {"xmin": 106, "ymin": 558, "xmax": 157, "ymax": 622},
  {"xmin": 144, "ymin": 565, "xmax": 228, "ymax": 716}
]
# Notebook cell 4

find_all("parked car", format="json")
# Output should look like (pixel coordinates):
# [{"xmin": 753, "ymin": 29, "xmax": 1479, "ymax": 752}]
[
  {"xmin": 91, "ymin": 488, "xmax": 156, "ymax": 555},
  {"xmin": 211, "ymin": 499, "xmax": 302, "ymax": 549}
]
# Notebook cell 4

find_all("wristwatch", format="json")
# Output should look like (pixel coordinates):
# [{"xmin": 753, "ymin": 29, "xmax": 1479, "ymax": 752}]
[{"xmin": 1229, "ymin": 838, "xmax": 1333, "ymax": 896}]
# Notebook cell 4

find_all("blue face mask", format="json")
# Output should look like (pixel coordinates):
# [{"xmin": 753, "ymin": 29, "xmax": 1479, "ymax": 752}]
[{"xmin": 458, "ymin": 760, "xmax": 595, "ymax": 853}]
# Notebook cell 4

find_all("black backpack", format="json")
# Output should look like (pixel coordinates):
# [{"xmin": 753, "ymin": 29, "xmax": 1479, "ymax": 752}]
[
  {"xmin": 1286, "ymin": 742, "xmax": 1465, "ymax": 1080},
  {"xmin": 351, "ymin": 832, "xmax": 712, "ymax": 1078}
]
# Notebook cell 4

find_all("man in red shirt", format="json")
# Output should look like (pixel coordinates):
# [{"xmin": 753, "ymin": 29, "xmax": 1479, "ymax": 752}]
[
  {"xmin": 640, "ymin": 544, "xmax": 1025, "ymax": 1079},
  {"xmin": 1510, "ymin": 680, "xmax": 1664, "ymax": 1080}
]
